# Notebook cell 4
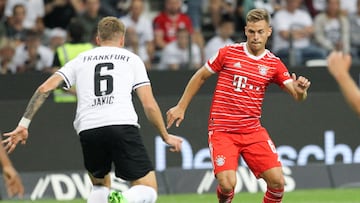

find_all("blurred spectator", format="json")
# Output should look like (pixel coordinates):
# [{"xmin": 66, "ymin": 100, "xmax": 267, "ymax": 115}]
[
  {"xmin": 4, "ymin": 0, "xmax": 45, "ymax": 30},
  {"xmin": 72, "ymin": 0, "xmax": 102, "ymax": 42},
  {"xmin": 272, "ymin": 0, "xmax": 326, "ymax": 66},
  {"xmin": 121, "ymin": 0, "xmax": 154, "ymax": 70},
  {"xmin": 52, "ymin": 20, "xmax": 93, "ymax": 102},
  {"xmin": 208, "ymin": 0, "xmax": 236, "ymax": 29},
  {"xmin": 233, "ymin": 0, "xmax": 246, "ymax": 41},
  {"xmin": 205, "ymin": 14, "xmax": 235, "ymax": 60},
  {"xmin": 4, "ymin": 4, "xmax": 27, "ymax": 45},
  {"xmin": 185, "ymin": 0, "xmax": 203, "ymax": 31},
  {"xmin": 13, "ymin": 30, "xmax": 54, "ymax": 73},
  {"xmin": 340, "ymin": 0, "xmax": 357, "ymax": 15},
  {"xmin": 0, "ymin": 38, "xmax": 16, "ymax": 74},
  {"xmin": 158, "ymin": 28, "xmax": 201, "ymax": 70},
  {"xmin": 0, "ymin": 0, "xmax": 5, "ymax": 19},
  {"xmin": 307, "ymin": 0, "xmax": 358, "ymax": 16},
  {"xmin": 304, "ymin": 0, "xmax": 326, "ymax": 18},
  {"xmin": 47, "ymin": 27, "xmax": 67, "ymax": 51},
  {"xmin": 153, "ymin": 0, "xmax": 193, "ymax": 50},
  {"xmin": 125, "ymin": 27, "xmax": 148, "ymax": 67},
  {"xmin": 101, "ymin": 0, "xmax": 131, "ymax": 17},
  {"xmin": 349, "ymin": 0, "xmax": 360, "ymax": 60},
  {"xmin": 314, "ymin": 0, "xmax": 350, "ymax": 54},
  {"xmin": 44, "ymin": 0, "xmax": 81, "ymax": 29},
  {"xmin": 25, "ymin": 16, "xmax": 56, "ymax": 49},
  {"xmin": 236, "ymin": 0, "xmax": 283, "ymax": 41},
  {"xmin": 0, "ymin": 0, "xmax": 6, "ymax": 36},
  {"xmin": 52, "ymin": 20, "xmax": 93, "ymax": 70},
  {"xmin": 242, "ymin": 0, "xmax": 283, "ymax": 17}
]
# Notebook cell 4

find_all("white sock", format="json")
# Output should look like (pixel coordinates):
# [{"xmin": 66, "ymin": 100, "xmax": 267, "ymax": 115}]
[
  {"xmin": 87, "ymin": 185, "xmax": 110, "ymax": 203},
  {"xmin": 122, "ymin": 185, "xmax": 158, "ymax": 203}
]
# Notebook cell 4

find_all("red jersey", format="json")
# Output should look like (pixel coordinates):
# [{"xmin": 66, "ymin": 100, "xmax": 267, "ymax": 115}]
[
  {"xmin": 206, "ymin": 43, "xmax": 292, "ymax": 134},
  {"xmin": 153, "ymin": 12, "xmax": 193, "ymax": 43}
]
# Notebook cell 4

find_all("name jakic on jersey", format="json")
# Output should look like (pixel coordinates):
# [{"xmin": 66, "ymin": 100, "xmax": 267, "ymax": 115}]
[{"xmin": 92, "ymin": 95, "xmax": 114, "ymax": 107}]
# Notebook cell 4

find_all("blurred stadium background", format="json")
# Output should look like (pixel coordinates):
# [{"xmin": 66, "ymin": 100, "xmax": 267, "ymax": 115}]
[{"xmin": 1, "ymin": 0, "xmax": 360, "ymax": 202}]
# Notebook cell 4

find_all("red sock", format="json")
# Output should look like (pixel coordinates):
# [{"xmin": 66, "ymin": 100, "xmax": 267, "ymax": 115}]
[
  {"xmin": 263, "ymin": 187, "xmax": 284, "ymax": 203},
  {"xmin": 216, "ymin": 185, "xmax": 234, "ymax": 203}
]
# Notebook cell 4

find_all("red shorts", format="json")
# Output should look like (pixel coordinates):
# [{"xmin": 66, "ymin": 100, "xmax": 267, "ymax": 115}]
[{"xmin": 208, "ymin": 128, "xmax": 281, "ymax": 178}]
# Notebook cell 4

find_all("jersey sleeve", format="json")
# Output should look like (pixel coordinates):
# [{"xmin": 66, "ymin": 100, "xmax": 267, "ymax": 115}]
[
  {"xmin": 55, "ymin": 56, "xmax": 80, "ymax": 89},
  {"xmin": 205, "ymin": 46, "xmax": 227, "ymax": 73},
  {"xmin": 132, "ymin": 55, "xmax": 150, "ymax": 90},
  {"xmin": 273, "ymin": 59, "xmax": 292, "ymax": 88}
]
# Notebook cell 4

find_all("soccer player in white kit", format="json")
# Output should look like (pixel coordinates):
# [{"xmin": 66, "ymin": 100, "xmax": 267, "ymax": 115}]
[{"xmin": 3, "ymin": 17, "xmax": 183, "ymax": 203}]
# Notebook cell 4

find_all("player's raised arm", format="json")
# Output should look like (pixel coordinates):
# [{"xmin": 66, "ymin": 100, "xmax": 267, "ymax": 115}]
[
  {"xmin": 326, "ymin": 51, "xmax": 360, "ymax": 115},
  {"xmin": 3, "ymin": 74, "xmax": 64, "ymax": 153},
  {"xmin": 166, "ymin": 66, "xmax": 213, "ymax": 128}
]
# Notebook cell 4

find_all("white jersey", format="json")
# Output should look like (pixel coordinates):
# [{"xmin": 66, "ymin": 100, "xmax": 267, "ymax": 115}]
[{"xmin": 56, "ymin": 46, "xmax": 150, "ymax": 134}]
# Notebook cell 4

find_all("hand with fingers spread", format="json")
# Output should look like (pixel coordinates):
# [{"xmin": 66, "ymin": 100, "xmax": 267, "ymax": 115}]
[
  {"xmin": 166, "ymin": 105, "xmax": 185, "ymax": 129},
  {"xmin": 2, "ymin": 165, "xmax": 24, "ymax": 198},
  {"xmin": 3, "ymin": 126, "xmax": 28, "ymax": 153}
]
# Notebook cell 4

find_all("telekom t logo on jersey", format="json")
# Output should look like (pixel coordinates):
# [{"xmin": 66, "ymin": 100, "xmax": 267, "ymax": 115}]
[
  {"xmin": 233, "ymin": 75, "xmax": 247, "ymax": 92},
  {"xmin": 233, "ymin": 75, "xmax": 261, "ymax": 92}
]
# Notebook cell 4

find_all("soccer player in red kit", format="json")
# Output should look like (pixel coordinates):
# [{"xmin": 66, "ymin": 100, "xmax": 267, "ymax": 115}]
[{"xmin": 167, "ymin": 8, "xmax": 311, "ymax": 203}]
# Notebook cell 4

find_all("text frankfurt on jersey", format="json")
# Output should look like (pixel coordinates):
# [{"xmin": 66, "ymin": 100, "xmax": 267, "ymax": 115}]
[{"xmin": 83, "ymin": 54, "xmax": 130, "ymax": 62}]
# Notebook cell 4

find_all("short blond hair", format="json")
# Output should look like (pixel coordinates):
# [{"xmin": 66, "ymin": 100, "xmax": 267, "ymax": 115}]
[
  {"xmin": 246, "ymin": 9, "xmax": 270, "ymax": 25},
  {"xmin": 97, "ymin": 16, "xmax": 126, "ymax": 41}
]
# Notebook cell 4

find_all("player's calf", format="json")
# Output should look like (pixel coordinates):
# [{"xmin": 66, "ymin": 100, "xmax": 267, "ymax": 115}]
[
  {"xmin": 217, "ymin": 185, "xmax": 234, "ymax": 203},
  {"xmin": 263, "ymin": 187, "xmax": 284, "ymax": 203},
  {"xmin": 117, "ymin": 185, "xmax": 157, "ymax": 203}
]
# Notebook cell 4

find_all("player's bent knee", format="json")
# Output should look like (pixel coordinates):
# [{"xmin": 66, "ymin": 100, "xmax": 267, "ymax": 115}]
[
  {"xmin": 88, "ymin": 173, "xmax": 111, "ymax": 188},
  {"xmin": 267, "ymin": 177, "xmax": 285, "ymax": 189},
  {"xmin": 131, "ymin": 171, "xmax": 158, "ymax": 191},
  {"xmin": 216, "ymin": 172, "xmax": 236, "ymax": 192}
]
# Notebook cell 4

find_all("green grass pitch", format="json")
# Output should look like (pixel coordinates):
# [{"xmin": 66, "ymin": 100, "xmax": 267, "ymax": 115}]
[{"xmin": 2, "ymin": 188, "xmax": 359, "ymax": 203}]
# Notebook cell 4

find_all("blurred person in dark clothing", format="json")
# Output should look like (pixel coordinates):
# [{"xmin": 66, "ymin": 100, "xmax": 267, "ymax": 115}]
[
  {"xmin": 72, "ymin": 0, "xmax": 103, "ymax": 42},
  {"xmin": 13, "ymin": 30, "xmax": 54, "ymax": 73},
  {"xmin": 44, "ymin": 0, "xmax": 81, "ymax": 29},
  {"xmin": 4, "ymin": 4, "xmax": 27, "ymax": 45}
]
